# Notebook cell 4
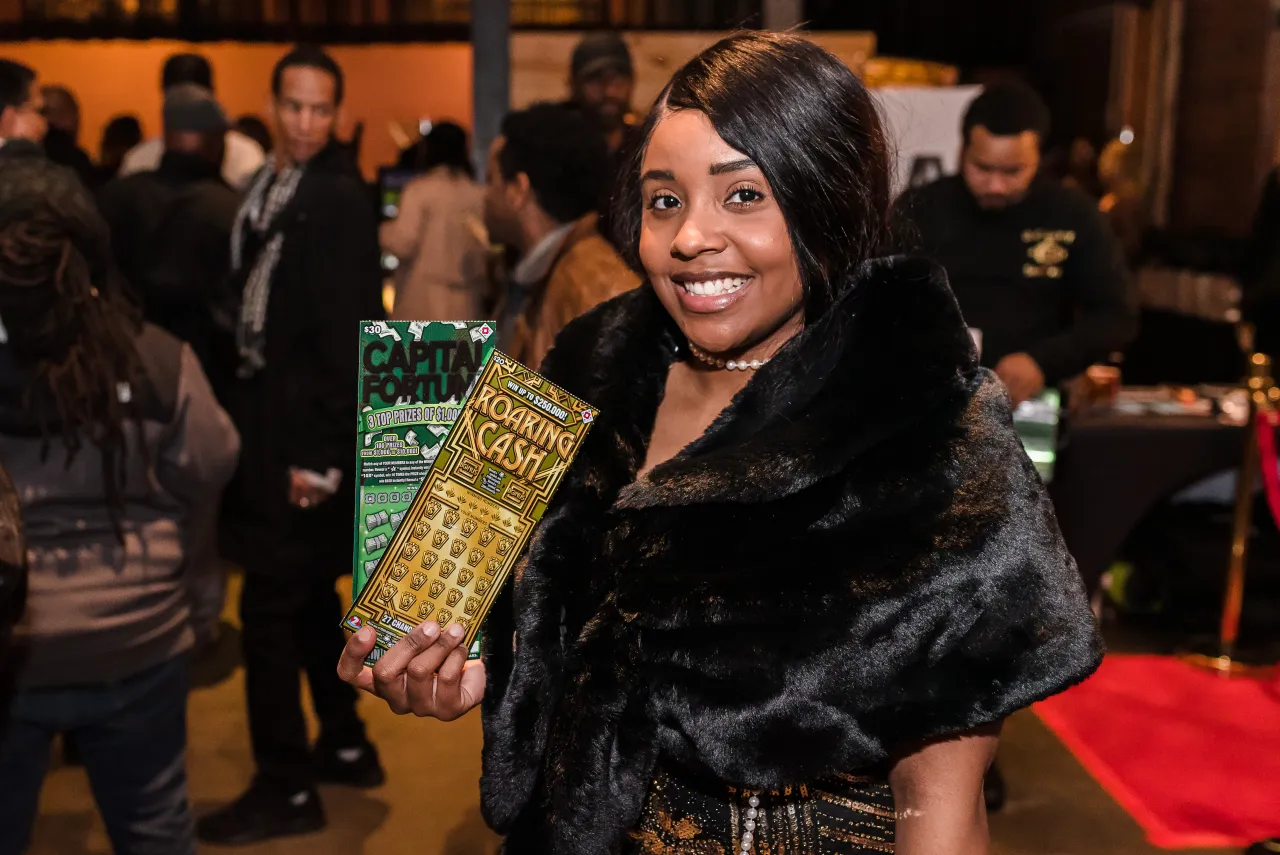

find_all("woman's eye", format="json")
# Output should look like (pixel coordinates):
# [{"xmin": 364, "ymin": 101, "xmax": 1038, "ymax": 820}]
[
  {"xmin": 647, "ymin": 193, "xmax": 681, "ymax": 212},
  {"xmin": 727, "ymin": 187, "xmax": 765, "ymax": 206}
]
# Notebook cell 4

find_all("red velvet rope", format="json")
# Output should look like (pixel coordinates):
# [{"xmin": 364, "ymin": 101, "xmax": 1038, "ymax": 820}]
[{"xmin": 1256, "ymin": 408, "xmax": 1280, "ymax": 530}]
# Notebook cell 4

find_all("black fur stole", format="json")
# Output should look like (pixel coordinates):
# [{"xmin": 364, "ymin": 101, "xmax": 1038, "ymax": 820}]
[{"xmin": 479, "ymin": 256, "xmax": 1103, "ymax": 854}]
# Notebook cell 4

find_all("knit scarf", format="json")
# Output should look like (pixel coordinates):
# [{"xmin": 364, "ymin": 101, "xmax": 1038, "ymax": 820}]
[{"xmin": 232, "ymin": 155, "xmax": 304, "ymax": 377}]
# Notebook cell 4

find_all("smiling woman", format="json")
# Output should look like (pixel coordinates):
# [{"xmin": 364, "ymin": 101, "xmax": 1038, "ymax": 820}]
[{"xmin": 339, "ymin": 31, "xmax": 1103, "ymax": 855}]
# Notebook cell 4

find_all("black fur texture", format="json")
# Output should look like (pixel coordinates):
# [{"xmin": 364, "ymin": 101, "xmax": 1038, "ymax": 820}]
[{"xmin": 480, "ymin": 256, "xmax": 1103, "ymax": 853}]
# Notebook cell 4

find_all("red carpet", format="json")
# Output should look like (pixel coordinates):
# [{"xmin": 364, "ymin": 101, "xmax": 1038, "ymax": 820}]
[{"xmin": 1034, "ymin": 655, "xmax": 1280, "ymax": 849}]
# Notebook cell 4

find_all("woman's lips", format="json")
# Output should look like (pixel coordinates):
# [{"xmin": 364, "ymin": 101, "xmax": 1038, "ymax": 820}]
[{"xmin": 670, "ymin": 276, "xmax": 754, "ymax": 313}]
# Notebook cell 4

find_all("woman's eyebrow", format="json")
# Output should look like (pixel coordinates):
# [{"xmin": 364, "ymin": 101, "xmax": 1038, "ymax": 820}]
[
  {"xmin": 641, "ymin": 168, "xmax": 675, "ymax": 182},
  {"xmin": 710, "ymin": 158, "xmax": 757, "ymax": 176}
]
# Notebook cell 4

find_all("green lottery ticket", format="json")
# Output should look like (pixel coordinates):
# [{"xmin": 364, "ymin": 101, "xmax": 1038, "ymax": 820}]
[{"xmin": 354, "ymin": 320, "xmax": 495, "ymax": 657}]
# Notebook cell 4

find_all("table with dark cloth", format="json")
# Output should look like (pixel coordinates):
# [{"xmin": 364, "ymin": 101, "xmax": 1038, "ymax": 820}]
[{"xmin": 1050, "ymin": 410, "xmax": 1245, "ymax": 592}]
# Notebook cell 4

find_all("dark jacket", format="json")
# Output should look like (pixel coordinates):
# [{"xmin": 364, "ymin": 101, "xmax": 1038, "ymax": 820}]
[
  {"xmin": 98, "ymin": 151, "xmax": 241, "ymax": 377},
  {"xmin": 480, "ymin": 257, "xmax": 1103, "ymax": 853},
  {"xmin": 42, "ymin": 128, "xmax": 96, "ymax": 188},
  {"xmin": 0, "ymin": 325, "xmax": 239, "ymax": 688},
  {"xmin": 220, "ymin": 142, "xmax": 385, "ymax": 568}
]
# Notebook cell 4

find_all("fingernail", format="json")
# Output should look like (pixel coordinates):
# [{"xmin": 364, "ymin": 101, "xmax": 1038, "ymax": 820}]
[
  {"xmin": 448, "ymin": 623, "xmax": 465, "ymax": 639},
  {"xmin": 420, "ymin": 622, "xmax": 440, "ymax": 640},
  {"xmin": 357, "ymin": 627, "xmax": 373, "ymax": 643}
]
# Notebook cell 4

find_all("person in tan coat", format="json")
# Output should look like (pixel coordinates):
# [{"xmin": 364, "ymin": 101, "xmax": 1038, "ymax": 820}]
[
  {"xmin": 484, "ymin": 103, "xmax": 638, "ymax": 368},
  {"xmin": 380, "ymin": 122, "xmax": 489, "ymax": 322}
]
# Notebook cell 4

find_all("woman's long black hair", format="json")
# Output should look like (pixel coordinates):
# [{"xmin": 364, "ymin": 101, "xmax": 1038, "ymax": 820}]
[
  {"xmin": 611, "ymin": 32, "xmax": 893, "ymax": 320},
  {"xmin": 0, "ymin": 155, "xmax": 143, "ymax": 534}
]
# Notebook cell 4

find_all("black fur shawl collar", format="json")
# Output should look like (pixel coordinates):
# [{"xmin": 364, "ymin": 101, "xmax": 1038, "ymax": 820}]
[{"xmin": 480, "ymin": 256, "xmax": 1103, "ymax": 854}]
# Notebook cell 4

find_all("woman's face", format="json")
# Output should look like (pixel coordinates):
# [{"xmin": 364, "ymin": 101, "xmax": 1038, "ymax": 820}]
[{"xmin": 639, "ymin": 109, "xmax": 803, "ymax": 360}]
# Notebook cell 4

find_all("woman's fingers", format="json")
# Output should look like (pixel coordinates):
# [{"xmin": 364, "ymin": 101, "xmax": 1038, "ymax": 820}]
[
  {"xmin": 370, "ymin": 621, "xmax": 442, "ymax": 714},
  {"xmin": 339, "ymin": 621, "xmax": 482, "ymax": 720},
  {"xmin": 336, "ymin": 627, "xmax": 378, "ymax": 693},
  {"xmin": 457, "ymin": 660, "xmax": 487, "ymax": 713}
]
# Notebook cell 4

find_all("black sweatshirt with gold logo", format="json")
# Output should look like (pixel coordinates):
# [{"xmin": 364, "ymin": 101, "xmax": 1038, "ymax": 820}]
[{"xmin": 896, "ymin": 175, "xmax": 1137, "ymax": 384}]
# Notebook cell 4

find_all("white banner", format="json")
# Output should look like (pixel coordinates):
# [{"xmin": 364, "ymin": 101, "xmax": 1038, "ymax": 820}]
[{"xmin": 874, "ymin": 85, "xmax": 982, "ymax": 199}]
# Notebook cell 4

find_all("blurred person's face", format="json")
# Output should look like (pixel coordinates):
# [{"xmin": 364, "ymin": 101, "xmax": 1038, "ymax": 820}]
[
  {"xmin": 483, "ymin": 136, "xmax": 525, "ymax": 250},
  {"xmin": 639, "ymin": 109, "xmax": 804, "ymax": 363},
  {"xmin": 0, "ymin": 82, "xmax": 47, "ymax": 143},
  {"xmin": 573, "ymin": 69, "xmax": 634, "ymax": 128},
  {"xmin": 961, "ymin": 125, "xmax": 1040, "ymax": 210},
  {"xmin": 272, "ymin": 66, "xmax": 337, "ymax": 166}
]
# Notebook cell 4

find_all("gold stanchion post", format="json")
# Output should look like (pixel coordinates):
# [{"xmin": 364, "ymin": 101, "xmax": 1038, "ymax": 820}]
[{"xmin": 1182, "ymin": 352, "xmax": 1278, "ymax": 678}]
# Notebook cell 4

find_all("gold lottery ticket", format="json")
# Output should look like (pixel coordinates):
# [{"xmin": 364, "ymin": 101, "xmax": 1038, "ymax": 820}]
[{"xmin": 342, "ymin": 352, "xmax": 598, "ymax": 663}]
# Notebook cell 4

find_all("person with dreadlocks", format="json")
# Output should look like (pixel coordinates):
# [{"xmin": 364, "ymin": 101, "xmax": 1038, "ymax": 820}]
[
  {"xmin": 202, "ymin": 44, "xmax": 385, "ymax": 846},
  {"xmin": 0, "ymin": 155, "xmax": 239, "ymax": 853}
]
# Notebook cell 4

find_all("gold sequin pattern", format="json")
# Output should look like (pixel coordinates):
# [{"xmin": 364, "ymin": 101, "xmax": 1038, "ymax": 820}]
[{"xmin": 628, "ymin": 767, "xmax": 894, "ymax": 854}]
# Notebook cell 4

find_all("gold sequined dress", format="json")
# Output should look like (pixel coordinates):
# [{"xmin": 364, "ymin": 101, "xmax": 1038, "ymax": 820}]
[{"xmin": 629, "ymin": 766, "xmax": 895, "ymax": 854}]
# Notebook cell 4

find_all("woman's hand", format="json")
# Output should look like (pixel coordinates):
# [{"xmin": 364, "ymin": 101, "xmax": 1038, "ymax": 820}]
[
  {"xmin": 889, "ymin": 723, "xmax": 1001, "ymax": 855},
  {"xmin": 336, "ymin": 621, "xmax": 486, "ymax": 721}
]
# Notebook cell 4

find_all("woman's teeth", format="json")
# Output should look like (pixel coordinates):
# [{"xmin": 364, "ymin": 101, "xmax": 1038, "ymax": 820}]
[{"xmin": 679, "ymin": 278, "xmax": 749, "ymax": 297}]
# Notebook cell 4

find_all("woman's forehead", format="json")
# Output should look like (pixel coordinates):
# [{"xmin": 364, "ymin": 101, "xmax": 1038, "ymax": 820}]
[{"xmin": 643, "ymin": 110, "xmax": 748, "ymax": 171}]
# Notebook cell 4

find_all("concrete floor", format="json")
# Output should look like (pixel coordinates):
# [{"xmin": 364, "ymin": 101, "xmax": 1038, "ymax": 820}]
[{"xmin": 24, "ymin": 576, "xmax": 1239, "ymax": 855}]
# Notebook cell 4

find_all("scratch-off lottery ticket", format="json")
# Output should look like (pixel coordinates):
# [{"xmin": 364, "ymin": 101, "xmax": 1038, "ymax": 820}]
[
  {"xmin": 353, "ymin": 320, "xmax": 495, "ymax": 596},
  {"xmin": 343, "ymin": 352, "xmax": 598, "ymax": 665}
]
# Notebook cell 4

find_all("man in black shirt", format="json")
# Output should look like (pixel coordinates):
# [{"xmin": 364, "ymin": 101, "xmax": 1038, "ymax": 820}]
[{"xmin": 896, "ymin": 82, "xmax": 1136, "ymax": 406}]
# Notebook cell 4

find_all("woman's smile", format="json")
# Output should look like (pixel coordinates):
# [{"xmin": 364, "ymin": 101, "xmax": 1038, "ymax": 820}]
[{"xmin": 669, "ymin": 271, "xmax": 755, "ymax": 313}]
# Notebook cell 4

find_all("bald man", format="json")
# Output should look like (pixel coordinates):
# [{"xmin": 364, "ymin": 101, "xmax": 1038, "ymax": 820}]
[{"xmin": 40, "ymin": 85, "xmax": 94, "ymax": 186}]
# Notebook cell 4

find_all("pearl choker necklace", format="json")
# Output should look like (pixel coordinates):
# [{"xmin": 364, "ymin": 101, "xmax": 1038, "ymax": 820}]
[{"xmin": 686, "ymin": 342, "xmax": 770, "ymax": 372}]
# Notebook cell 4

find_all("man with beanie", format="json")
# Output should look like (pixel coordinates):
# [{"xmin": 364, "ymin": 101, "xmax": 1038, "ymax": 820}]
[
  {"xmin": 568, "ymin": 32, "xmax": 637, "ymax": 154},
  {"xmin": 118, "ymin": 53, "xmax": 265, "ymax": 190},
  {"xmin": 100, "ymin": 82, "xmax": 241, "ymax": 388}
]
